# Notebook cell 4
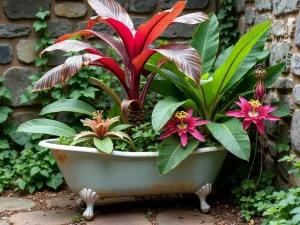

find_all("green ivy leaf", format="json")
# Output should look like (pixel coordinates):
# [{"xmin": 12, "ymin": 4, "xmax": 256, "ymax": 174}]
[
  {"xmin": 40, "ymin": 170, "xmax": 49, "ymax": 177},
  {"xmin": 35, "ymin": 10, "xmax": 50, "ymax": 20},
  {"xmin": 27, "ymin": 185, "xmax": 36, "ymax": 194},
  {"xmin": 46, "ymin": 173, "xmax": 63, "ymax": 190},
  {"xmin": 33, "ymin": 20, "xmax": 47, "ymax": 32},
  {"xmin": 16, "ymin": 178, "xmax": 26, "ymax": 190},
  {"xmin": 30, "ymin": 167, "xmax": 41, "ymax": 176},
  {"xmin": 0, "ymin": 106, "xmax": 13, "ymax": 124}
]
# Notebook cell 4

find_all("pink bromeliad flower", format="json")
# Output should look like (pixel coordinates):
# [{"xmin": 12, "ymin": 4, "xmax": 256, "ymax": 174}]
[
  {"xmin": 226, "ymin": 96, "xmax": 279, "ymax": 134},
  {"xmin": 159, "ymin": 109, "xmax": 210, "ymax": 147}
]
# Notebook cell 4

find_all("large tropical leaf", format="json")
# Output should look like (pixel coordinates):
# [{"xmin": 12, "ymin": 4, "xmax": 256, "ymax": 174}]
[
  {"xmin": 40, "ymin": 99, "xmax": 96, "ymax": 116},
  {"xmin": 265, "ymin": 62, "xmax": 285, "ymax": 87},
  {"xmin": 213, "ymin": 45, "xmax": 233, "ymax": 70},
  {"xmin": 134, "ymin": 44, "xmax": 201, "ymax": 85},
  {"xmin": 152, "ymin": 96, "xmax": 187, "ymax": 132},
  {"xmin": 211, "ymin": 21, "xmax": 270, "ymax": 100},
  {"xmin": 221, "ymin": 26, "xmax": 270, "ymax": 94},
  {"xmin": 207, "ymin": 119, "xmax": 250, "ymax": 161},
  {"xmin": 32, "ymin": 54, "xmax": 127, "ymax": 92},
  {"xmin": 270, "ymin": 102, "xmax": 290, "ymax": 117},
  {"xmin": 40, "ymin": 40, "xmax": 101, "ymax": 56},
  {"xmin": 17, "ymin": 119, "xmax": 76, "ymax": 137},
  {"xmin": 93, "ymin": 137, "xmax": 113, "ymax": 154},
  {"xmin": 191, "ymin": 13, "xmax": 219, "ymax": 75},
  {"xmin": 158, "ymin": 135, "xmax": 200, "ymax": 175},
  {"xmin": 87, "ymin": 0, "xmax": 135, "ymax": 33},
  {"xmin": 173, "ymin": 12, "xmax": 209, "ymax": 24},
  {"xmin": 32, "ymin": 54, "xmax": 100, "ymax": 91},
  {"xmin": 149, "ymin": 79, "xmax": 184, "ymax": 101},
  {"xmin": 134, "ymin": 1, "xmax": 186, "ymax": 53},
  {"xmin": 55, "ymin": 30, "xmax": 129, "ymax": 67}
]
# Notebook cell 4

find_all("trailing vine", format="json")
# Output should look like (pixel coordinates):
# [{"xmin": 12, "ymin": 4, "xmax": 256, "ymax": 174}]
[{"xmin": 217, "ymin": 0, "xmax": 239, "ymax": 51}]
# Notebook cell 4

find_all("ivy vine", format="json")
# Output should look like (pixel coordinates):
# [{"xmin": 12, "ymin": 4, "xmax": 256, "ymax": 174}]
[{"xmin": 217, "ymin": 0, "xmax": 240, "ymax": 51}]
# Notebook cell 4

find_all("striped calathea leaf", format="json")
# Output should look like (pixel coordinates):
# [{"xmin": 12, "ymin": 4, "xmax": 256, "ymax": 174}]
[{"xmin": 32, "ymin": 0, "xmax": 209, "ymax": 123}]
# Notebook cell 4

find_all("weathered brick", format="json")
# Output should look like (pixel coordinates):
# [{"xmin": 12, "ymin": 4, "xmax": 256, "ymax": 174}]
[
  {"xmin": 127, "ymin": 0, "xmax": 156, "ymax": 13},
  {"xmin": 254, "ymin": 14, "xmax": 272, "ymax": 25},
  {"xmin": 47, "ymin": 20, "xmax": 72, "ymax": 38},
  {"xmin": 0, "ymin": 44, "xmax": 12, "ymax": 64},
  {"xmin": 0, "ymin": 24, "xmax": 31, "ymax": 38},
  {"xmin": 54, "ymin": 3, "xmax": 87, "ymax": 18},
  {"xmin": 238, "ymin": 16, "xmax": 246, "ymax": 35},
  {"xmin": 245, "ymin": 8, "xmax": 255, "ymax": 25},
  {"xmin": 256, "ymin": 0, "xmax": 272, "ymax": 11},
  {"xmin": 273, "ymin": 0, "xmax": 300, "ymax": 16},
  {"xmin": 291, "ymin": 110, "xmax": 300, "ymax": 153},
  {"xmin": 287, "ymin": 18, "xmax": 296, "ymax": 37},
  {"xmin": 16, "ymin": 40, "xmax": 37, "ymax": 64},
  {"xmin": 274, "ymin": 77, "xmax": 294, "ymax": 89},
  {"xmin": 236, "ymin": 0, "xmax": 245, "ymax": 13},
  {"xmin": 291, "ymin": 54, "xmax": 300, "ymax": 75},
  {"xmin": 269, "ymin": 41, "xmax": 292, "ymax": 72},
  {"xmin": 160, "ymin": 0, "xmax": 209, "ymax": 9},
  {"xmin": 161, "ymin": 24, "xmax": 197, "ymax": 38},
  {"xmin": 271, "ymin": 20, "xmax": 286, "ymax": 37},
  {"xmin": 3, "ymin": 0, "xmax": 50, "ymax": 19},
  {"xmin": 295, "ymin": 15, "xmax": 300, "ymax": 46},
  {"xmin": 293, "ymin": 85, "xmax": 300, "ymax": 105},
  {"xmin": 3, "ymin": 67, "xmax": 40, "ymax": 107}
]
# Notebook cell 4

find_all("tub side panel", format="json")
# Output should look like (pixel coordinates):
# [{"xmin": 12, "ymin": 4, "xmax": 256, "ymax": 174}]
[{"xmin": 51, "ymin": 149, "xmax": 227, "ymax": 197}]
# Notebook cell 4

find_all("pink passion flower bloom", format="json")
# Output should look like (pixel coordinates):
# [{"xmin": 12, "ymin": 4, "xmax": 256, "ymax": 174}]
[
  {"xmin": 226, "ymin": 96, "xmax": 279, "ymax": 134},
  {"xmin": 159, "ymin": 109, "xmax": 210, "ymax": 147}
]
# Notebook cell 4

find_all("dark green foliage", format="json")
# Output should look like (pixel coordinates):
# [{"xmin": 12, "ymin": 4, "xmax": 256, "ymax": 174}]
[{"xmin": 217, "ymin": 0, "xmax": 239, "ymax": 50}]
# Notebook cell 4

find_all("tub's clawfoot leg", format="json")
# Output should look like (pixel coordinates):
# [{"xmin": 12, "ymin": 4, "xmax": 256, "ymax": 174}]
[
  {"xmin": 76, "ymin": 197, "xmax": 85, "ymax": 207},
  {"xmin": 194, "ymin": 183, "xmax": 212, "ymax": 213},
  {"xmin": 79, "ymin": 188, "xmax": 100, "ymax": 220}
]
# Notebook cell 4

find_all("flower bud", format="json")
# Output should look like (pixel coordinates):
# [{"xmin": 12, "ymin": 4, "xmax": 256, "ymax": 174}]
[{"xmin": 254, "ymin": 79, "xmax": 266, "ymax": 102}]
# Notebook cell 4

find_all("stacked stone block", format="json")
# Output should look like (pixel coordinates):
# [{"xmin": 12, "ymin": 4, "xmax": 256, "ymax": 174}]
[{"xmin": 237, "ymin": 0, "xmax": 300, "ymax": 187}]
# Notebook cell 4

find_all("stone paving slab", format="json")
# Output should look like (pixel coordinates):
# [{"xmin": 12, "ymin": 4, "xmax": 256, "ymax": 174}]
[
  {"xmin": 9, "ymin": 210, "xmax": 74, "ymax": 225},
  {"xmin": 156, "ymin": 210, "xmax": 215, "ymax": 225},
  {"xmin": 0, "ymin": 198, "xmax": 35, "ymax": 212},
  {"xmin": 46, "ymin": 195, "xmax": 136, "ymax": 208},
  {"xmin": 0, "ymin": 220, "xmax": 9, "ymax": 225},
  {"xmin": 87, "ymin": 212, "xmax": 151, "ymax": 225}
]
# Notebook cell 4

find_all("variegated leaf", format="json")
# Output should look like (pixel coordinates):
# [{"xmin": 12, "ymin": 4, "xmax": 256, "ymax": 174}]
[
  {"xmin": 133, "ymin": 44, "xmax": 201, "ymax": 85},
  {"xmin": 32, "ymin": 54, "xmax": 101, "ymax": 91},
  {"xmin": 74, "ymin": 132, "xmax": 98, "ymax": 141},
  {"xmin": 173, "ymin": 12, "xmax": 210, "ymax": 24},
  {"xmin": 134, "ymin": 1, "xmax": 186, "ymax": 53},
  {"xmin": 87, "ymin": 0, "xmax": 135, "ymax": 33},
  {"xmin": 55, "ymin": 30, "xmax": 131, "ymax": 76},
  {"xmin": 61, "ymin": 54, "xmax": 102, "ymax": 81},
  {"xmin": 40, "ymin": 40, "xmax": 102, "ymax": 57}
]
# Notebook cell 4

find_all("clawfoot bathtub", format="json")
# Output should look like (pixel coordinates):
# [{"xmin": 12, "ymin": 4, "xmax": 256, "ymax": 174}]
[{"xmin": 40, "ymin": 139, "xmax": 227, "ymax": 220}]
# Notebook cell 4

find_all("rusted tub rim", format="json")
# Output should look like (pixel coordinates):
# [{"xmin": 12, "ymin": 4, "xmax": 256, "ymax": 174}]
[{"xmin": 39, "ymin": 139, "xmax": 226, "ymax": 157}]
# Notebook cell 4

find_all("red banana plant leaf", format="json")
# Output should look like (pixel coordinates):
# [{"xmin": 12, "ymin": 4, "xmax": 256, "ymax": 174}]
[{"xmin": 32, "ymin": 0, "xmax": 209, "ymax": 122}]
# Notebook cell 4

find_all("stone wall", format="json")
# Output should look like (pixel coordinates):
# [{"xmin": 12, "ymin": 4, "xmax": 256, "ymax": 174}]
[
  {"xmin": 237, "ymin": 0, "xmax": 300, "ymax": 187},
  {"xmin": 0, "ymin": 0, "xmax": 217, "ymax": 124}
]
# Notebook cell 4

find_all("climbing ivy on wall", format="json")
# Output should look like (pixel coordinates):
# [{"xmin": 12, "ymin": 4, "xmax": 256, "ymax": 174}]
[{"xmin": 217, "ymin": 0, "xmax": 239, "ymax": 50}]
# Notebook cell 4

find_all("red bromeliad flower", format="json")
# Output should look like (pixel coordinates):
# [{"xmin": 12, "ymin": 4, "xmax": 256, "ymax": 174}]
[
  {"xmin": 159, "ymin": 109, "xmax": 210, "ymax": 147},
  {"xmin": 31, "ymin": 0, "xmax": 209, "ymax": 122},
  {"xmin": 226, "ymin": 97, "xmax": 279, "ymax": 134}
]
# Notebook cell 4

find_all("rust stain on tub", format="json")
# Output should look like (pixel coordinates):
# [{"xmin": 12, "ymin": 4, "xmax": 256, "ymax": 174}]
[
  {"xmin": 53, "ymin": 150, "xmax": 68, "ymax": 164},
  {"xmin": 97, "ymin": 181, "xmax": 195, "ymax": 198}
]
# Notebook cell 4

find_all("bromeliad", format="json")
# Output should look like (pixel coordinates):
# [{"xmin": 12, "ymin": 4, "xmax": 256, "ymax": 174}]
[
  {"xmin": 31, "ymin": 0, "xmax": 209, "ymax": 125},
  {"xmin": 226, "ymin": 97, "xmax": 279, "ymax": 134},
  {"xmin": 73, "ymin": 111, "xmax": 134, "ymax": 153},
  {"xmin": 159, "ymin": 109, "xmax": 210, "ymax": 147}
]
